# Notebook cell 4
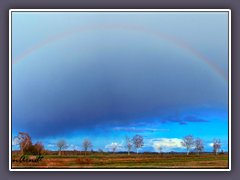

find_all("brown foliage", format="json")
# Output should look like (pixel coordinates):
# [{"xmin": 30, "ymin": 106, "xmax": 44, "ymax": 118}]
[
  {"xmin": 15, "ymin": 132, "xmax": 45, "ymax": 155},
  {"xmin": 34, "ymin": 142, "xmax": 44, "ymax": 155}
]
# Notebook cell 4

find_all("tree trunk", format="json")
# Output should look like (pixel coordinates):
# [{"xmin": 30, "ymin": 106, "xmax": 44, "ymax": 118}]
[
  {"xmin": 20, "ymin": 148, "xmax": 24, "ymax": 155},
  {"xmin": 137, "ymin": 149, "xmax": 139, "ymax": 154},
  {"xmin": 128, "ymin": 151, "xmax": 130, "ymax": 155}
]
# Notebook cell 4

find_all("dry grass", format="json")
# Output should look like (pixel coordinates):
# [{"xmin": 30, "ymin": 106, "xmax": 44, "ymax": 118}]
[{"xmin": 12, "ymin": 153, "xmax": 229, "ymax": 169}]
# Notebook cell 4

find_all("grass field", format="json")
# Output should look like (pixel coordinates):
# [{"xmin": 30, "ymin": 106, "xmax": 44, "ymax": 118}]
[{"xmin": 11, "ymin": 153, "xmax": 229, "ymax": 169}]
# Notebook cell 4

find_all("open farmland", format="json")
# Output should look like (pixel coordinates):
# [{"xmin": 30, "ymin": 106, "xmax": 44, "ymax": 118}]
[{"xmin": 12, "ymin": 153, "xmax": 228, "ymax": 169}]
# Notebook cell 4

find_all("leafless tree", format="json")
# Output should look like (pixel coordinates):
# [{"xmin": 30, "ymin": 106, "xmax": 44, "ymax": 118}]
[
  {"xmin": 157, "ymin": 146, "xmax": 163, "ymax": 155},
  {"xmin": 13, "ymin": 132, "xmax": 46, "ymax": 155},
  {"xmin": 125, "ymin": 136, "xmax": 133, "ymax": 155},
  {"xmin": 132, "ymin": 135, "xmax": 144, "ymax": 154},
  {"xmin": 14, "ymin": 132, "xmax": 32, "ymax": 155},
  {"xmin": 82, "ymin": 139, "xmax": 92, "ymax": 156},
  {"xmin": 194, "ymin": 138, "xmax": 204, "ymax": 155},
  {"xmin": 212, "ymin": 139, "xmax": 221, "ymax": 155},
  {"xmin": 57, "ymin": 140, "xmax": 68, "ymax": 155},
  {"xmin": 181, "ymin": 135, "xmax": 195, "ymax": 155},
  {"xmin": 98, "ymin": 148, "xmax": 104, "ymax": 153},
  {"xmin": 111, "ymin": 143, "xmax": 118, "ymax": 153}
]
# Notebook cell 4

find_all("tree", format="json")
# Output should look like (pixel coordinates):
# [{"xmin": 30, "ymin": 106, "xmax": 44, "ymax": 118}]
[
  {"xmin": 13, "ymin": 132, "xmax": 45, "ymax": 155},
  {"xmin": 14, "ymin": 132, "xmax": 33, "ymax": 155},
  {"xmin": 132, "ymin": 135, "xmax": 144, "ymax": 154},
  {"xmin": 194, "ymin": 138, "xmax": 204, "ymax": 155},
  {"xmin": 157, "ymin": 146, "xmax": 163, "ymax": 155},
  {"xmin": 181, "ymin": 135, "xmax": 194, "ymax": 155},
  {"xmin": 125, "ymin": 136, "xmax": 133, "ymax": 155},
  {"xmin": 98, "ymin": 148, "xmax": 104, "ymax": 153},
  {"xmin": 57, "ymin": 140, "xmax": 68, "ymax": 155},
  {"xmin": 34, "ymin": 142, "xmax": 44, "ymax": 155},
  {"xmin": 111, "ymin": 143, "xmax": 118, "ymax": 153},
  {"xmin": 82, "ymin": 139, "xmax": 92, "ymax": 156},
  {"xmin": 212, "ymin": 139, "xmax": 221, "ymax": 155}
]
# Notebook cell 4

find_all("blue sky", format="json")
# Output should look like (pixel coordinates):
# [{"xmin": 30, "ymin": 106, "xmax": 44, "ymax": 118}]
[{"xmin": 12, "ymin": 11, "xmax": 229, "ymax": 152}]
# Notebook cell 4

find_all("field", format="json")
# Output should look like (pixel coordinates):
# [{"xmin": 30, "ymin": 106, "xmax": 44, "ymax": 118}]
[{"xmin": 11, "ymin": 153, "xmax": 229, "ymax": 169}]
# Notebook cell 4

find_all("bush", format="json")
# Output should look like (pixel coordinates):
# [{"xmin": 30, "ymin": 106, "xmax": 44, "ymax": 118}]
[{"xmin": 22, "ymin": 142, "xmax": 44, "ymax": 155}]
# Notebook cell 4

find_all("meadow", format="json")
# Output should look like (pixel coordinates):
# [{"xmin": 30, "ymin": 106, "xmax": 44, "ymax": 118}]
[{"xmin": 12, "ymin": 152, "xmax": 228, "ymax": 169}]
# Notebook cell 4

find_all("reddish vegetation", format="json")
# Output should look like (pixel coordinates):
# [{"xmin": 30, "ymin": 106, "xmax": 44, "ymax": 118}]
[{"xmin": 12, "ymin": 153, "xmax": 229, "ymax": 169}]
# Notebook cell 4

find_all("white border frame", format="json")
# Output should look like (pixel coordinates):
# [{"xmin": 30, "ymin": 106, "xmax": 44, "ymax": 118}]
[{"xmin": 9, "ymin": 9, "xmax": 231, "ymax": 172}]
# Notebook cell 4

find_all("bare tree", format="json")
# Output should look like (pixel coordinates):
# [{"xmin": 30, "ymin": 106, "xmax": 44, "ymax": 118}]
[
  {"xmin": 212, "ymin": 139, "xmax": 221, "ymax": 155},
  {"xmin": 125, "ymin": 136, "xmax": 133, "ymax": 155},
  {"xmin": 98, "ymin": 148, "xmax": 104, "ymax": 153},
  {"xmin": 57, "ymin": 140, "xmax": 68, "ymax": 155},
  {"xmin": 181, "ymin": 135, "xmax": 195, "ymax": 155},
  {"xmin": 157, "ymin": 146, "xmax": 163, "ymax": 155},
  {"xmin": 13, "ymin": 132, "xmax": 46, "ymax": 155},
  {"xmin": 132, "ymin": 135, "xmax": 144, "ymax": 154},
  {"xmin": 14, "ymin": 132, "xmax": 32, "ymax": 155},
  {"xmin": 111, "ymin": 143, "xmax": 118, "ymax": 153},
  {"xmin": 194, "ymin": 138, "xmax": 204, "ymax": 155},
  {"xmin": 82, "ymin": 139, "xmax": 92, "ymax": 156}
]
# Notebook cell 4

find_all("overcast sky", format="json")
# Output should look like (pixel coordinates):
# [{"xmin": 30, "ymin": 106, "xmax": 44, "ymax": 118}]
[{"xmin": 12, "ymin": 11, "xmax": 229, "ymax": 152}]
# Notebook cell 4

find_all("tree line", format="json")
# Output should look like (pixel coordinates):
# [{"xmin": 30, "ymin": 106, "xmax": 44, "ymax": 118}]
[
  {"xmin": 181, "ymin": 135, "xmax": 222, "ymax": 155},
  {"xmin": 13, "ymin": 132, "xmax": 223, "ymax": 156}
]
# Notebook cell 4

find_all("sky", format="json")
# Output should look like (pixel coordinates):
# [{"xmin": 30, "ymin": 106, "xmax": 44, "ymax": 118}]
[{"xmin": 11, "ymin": 11, "xmax": 229, "ymax": 153}]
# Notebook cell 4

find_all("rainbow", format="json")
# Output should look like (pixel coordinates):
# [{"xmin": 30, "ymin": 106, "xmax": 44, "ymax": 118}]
[{"xmin": 12, "ymin": 23, "xmax": 228, "ymax": 83}]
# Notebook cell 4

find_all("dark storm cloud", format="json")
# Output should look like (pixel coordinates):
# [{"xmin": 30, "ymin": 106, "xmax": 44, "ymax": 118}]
[
  {"xmin": 12, "ymin": 32, "xmax": 227, "ymax": 138},
  {"xmin": 183, "ymin": 115, "xmax": 209, "ymax": 123},
  {"xmin": 161, "ymin": 114, "xmax": 209, "ymax": 125},
  {"xmin": 112, "ymin": 127, "xmax": 169, "ymax": 133}
]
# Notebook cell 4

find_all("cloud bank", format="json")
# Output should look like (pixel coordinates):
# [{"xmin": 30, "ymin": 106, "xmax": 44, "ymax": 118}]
[
  {"xmin": 12, "ymin": 16, "xmax": 228, "ymax": 138},
  {"xmin": 151, "ymin": 138, "xmax": 184, "ymax": 152}
]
